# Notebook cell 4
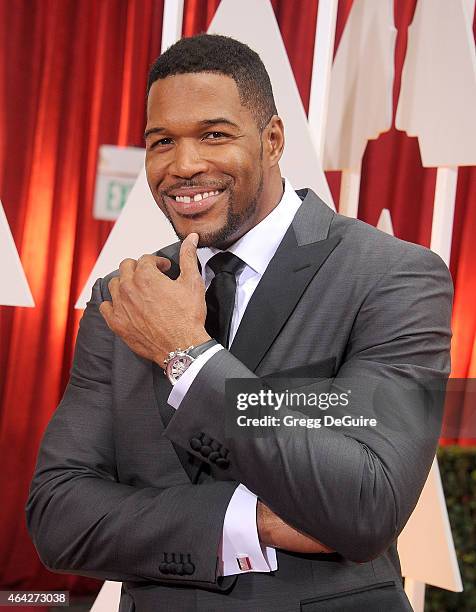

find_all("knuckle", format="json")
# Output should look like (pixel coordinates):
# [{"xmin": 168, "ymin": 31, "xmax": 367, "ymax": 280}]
[
  {"xmin": 119, "ymin": 257, "xmax": 136, "ymax": 269},
  {"xmin": 135, "ymin": 273, "xmax": 152, "ymax": 289},
  {"xmin": 119, "ymin": 278, "xmax": 135, "ymax": 296}
]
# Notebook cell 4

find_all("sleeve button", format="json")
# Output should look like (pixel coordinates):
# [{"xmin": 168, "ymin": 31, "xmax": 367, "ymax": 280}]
[{"xmin": 190, "ymin": 437, "xmax": 202, "ymax": 451}]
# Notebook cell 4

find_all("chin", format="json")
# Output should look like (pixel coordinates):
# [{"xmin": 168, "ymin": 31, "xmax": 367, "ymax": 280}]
[
  {"xmin": 172, "ymin": 216, "xmax": 229, "ymax": 247},
  {"xmin": 198, "ymin": 229, "xmax": 242, "ymax": 249},
  {"xmin": 173, "ymin": 223, "xmax": 221, "ymax": 247}
]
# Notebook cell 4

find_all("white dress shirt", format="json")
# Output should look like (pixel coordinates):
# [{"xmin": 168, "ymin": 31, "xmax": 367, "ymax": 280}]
[{"xmin": 168, "ymin": 178, "xmax": 302, "ymax": 576}]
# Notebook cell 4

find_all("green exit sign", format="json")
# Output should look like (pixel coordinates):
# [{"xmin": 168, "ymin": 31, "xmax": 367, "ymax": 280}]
[
  {"xmin": 106, "ymin": 181, "xmax": 133, "ymax": 213},
  {"xmin": 93, "ymin": 145, "xmax": 145, "ymax": 221}
]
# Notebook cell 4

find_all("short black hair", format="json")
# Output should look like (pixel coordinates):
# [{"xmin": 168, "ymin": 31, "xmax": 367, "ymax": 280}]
[{"xmin": 147, "ymin": 34, "xmax": 277, "ymax": 131}]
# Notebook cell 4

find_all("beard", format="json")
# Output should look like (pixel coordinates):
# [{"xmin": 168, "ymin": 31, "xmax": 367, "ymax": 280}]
[{"xmin": 161, "ymin": 166, "xmax": 264, "ymax": 249}]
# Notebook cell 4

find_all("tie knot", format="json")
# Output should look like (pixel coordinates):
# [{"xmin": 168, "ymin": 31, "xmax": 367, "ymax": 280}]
[{"xmin": 207, "ymin": 252, "xmax": 244, "ymax": 276}]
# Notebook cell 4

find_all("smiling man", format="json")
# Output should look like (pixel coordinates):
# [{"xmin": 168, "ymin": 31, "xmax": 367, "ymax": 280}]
[
  {"xmin": 144, "ymin": 61, "xmax": 282, "ymax": 249},
  {"xmin": 27, "ymin": 35, "xmax": 452, "ymax": 611}
]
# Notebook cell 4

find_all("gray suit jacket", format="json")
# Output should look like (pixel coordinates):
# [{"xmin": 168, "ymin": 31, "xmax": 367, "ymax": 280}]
[{"xmin": 26, "ymin": 189, "xmax": 453, "ymax": 611}]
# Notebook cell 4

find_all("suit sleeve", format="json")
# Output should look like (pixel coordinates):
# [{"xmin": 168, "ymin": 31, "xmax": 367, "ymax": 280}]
[
  {"xmin": 163, "ymin": 246, "xmax": 453, "ymax": 563},
  {"xmin": 25, "ymin": 277, "xmax": 238, "ymax": 588}
]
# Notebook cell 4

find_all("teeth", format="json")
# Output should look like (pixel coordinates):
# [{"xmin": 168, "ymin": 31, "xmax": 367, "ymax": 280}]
[{"xmin": 174, "ymin": 190, "xmax": 221, "ymax": 204}]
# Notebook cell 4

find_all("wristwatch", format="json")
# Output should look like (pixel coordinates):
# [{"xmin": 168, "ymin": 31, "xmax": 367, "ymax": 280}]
[{"xmin": 163, "ymin": 339, "xmax": 218, "ymax": 385}]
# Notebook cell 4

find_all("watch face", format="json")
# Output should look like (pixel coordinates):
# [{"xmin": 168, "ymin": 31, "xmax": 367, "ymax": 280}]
[{"xmin": 167, "ymin": 354, "xmax": 194, "ymax": 382}]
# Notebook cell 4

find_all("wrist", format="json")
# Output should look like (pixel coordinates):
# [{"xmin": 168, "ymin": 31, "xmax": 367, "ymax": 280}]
[
  {"xmin": 257, "ymin": 501, "xmax": 273, "ymax": 546},
  {"xmin": 155, "ymin": 331, "xmax": 212, "ymax": 369},
  {"xmin": 162, "ymin": 336, "xmax": 217, "ymax": 386}
]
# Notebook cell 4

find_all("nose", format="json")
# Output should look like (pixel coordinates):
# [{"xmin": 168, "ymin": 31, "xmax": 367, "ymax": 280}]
[{"xmin": 169, "ymin": 139, "xmax": 209, "ymax": 178}]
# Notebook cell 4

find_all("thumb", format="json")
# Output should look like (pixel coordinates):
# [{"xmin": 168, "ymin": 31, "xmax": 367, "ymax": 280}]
[{"xmin": 179, "ymin": 233, "xmax": 200, "ymax": 280}]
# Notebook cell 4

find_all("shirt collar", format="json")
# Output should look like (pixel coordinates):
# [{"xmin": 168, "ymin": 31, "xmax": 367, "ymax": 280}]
[{"xmin": 197, "ymin": 178, "xmax": 301, "ymax": 277}]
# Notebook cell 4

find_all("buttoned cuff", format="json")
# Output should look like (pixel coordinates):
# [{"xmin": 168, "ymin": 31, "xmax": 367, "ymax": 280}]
[{"xmin": 219, "ymin": 484, "xmax": 278, "ymax": 576}]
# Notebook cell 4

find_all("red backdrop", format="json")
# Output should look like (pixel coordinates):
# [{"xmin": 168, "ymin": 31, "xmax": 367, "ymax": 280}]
[{"xmin": 0, "ymin": 0, "xmax": 475, "ymax": 593}]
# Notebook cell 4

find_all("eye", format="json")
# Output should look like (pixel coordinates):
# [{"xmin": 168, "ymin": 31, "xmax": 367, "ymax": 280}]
[
  {"xmin": 149, "ymin": 137, "xmax": 174, "ymax": 149},
  {"xmin": 203, "ymin": 131, "xmax": 227, "ymax": 140}
]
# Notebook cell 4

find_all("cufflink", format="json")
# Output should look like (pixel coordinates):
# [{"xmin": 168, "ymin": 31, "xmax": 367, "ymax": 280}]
[{"xmin": 236, "ymin": 555, "xmax": 252, "ymax": 571}]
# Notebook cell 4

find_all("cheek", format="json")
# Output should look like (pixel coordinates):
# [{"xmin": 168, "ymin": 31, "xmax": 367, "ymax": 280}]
[
  {"xmin": 232, "ymin": 160, "xmax": 261, "ymax": 199},
  {"xmin": 145, "ymin": 154, "xmax": 166, "ymax": 187},
  {"xmin": 217, "ymin": 148, "xmax": 258, "ymax": 187}
]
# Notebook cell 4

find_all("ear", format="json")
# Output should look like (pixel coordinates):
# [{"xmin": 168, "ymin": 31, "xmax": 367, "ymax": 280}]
[{"xmin": 262, "ymin": 115, "xmax": 285, "ymax": 168}]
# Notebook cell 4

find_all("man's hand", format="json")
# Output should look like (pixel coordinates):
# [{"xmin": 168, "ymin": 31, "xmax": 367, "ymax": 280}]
[
  {"xmin": 99, "ymin": 233, "xmax": 211, "ymax": 366},
  {"xmin": 257, "ymin": 501, "xmax": 334, "ymax": 554}
]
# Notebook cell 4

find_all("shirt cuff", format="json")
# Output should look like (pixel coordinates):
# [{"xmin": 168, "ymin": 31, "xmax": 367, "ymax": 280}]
[
  {"xmin": 219, "ymin": 484, "xmax": 278, "ymax": 576},
  {"xmin": 168, "ymin": 344, "xmax": 224, "ymax": 409}
]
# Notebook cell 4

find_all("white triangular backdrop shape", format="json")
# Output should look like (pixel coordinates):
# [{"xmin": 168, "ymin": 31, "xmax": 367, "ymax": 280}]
[
  {"xmin": 324, "ymin": 0, "xmax": 396, "ymax": 171},
  {"xmin": 396, "ymin": 0, "xmax": 476, "ymax": 166},
  {"xmin": 399, "ymin": 458, "xmax": 463, "ymax": 591},
  {"xmin": 0, "ymin": 199, "xmax": 34, "ymax": 307},
  {"xmin": 89, "ymin": 580, "xmax": 122, "ymax": 612},
  {"xmin": 376, "ymin": 208, "xmax": 394, "ymax": 235}
]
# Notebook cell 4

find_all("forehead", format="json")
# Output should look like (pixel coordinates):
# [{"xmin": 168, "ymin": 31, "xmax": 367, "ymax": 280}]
[{"xmin": 146, "ymin": 72, "xmax": 252, "ymax": 128}]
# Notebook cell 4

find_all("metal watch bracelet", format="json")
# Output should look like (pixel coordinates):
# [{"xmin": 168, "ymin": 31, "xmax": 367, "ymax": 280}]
[
  {"xmin": 163, "ymin": 339, "xmax": 218, "ymax": 385},
  {"xmin": 188, "ymin": 339, "xmax": 218, "ymax": 359}
]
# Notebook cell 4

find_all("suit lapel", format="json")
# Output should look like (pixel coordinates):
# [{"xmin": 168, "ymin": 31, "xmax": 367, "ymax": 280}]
[
  {"xmin": 231, "ymin": 189, "xmax": 340, "ymax": 371},
  {"xmin": 230, "ymin": 225, "xmax": 340, "ymax": 371}
]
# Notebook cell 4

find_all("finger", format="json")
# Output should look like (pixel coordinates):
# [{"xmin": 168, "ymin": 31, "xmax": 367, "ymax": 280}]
[
  {"xmin": 119, "ymin": 258, "xmax": 137, "ymax": 281},
  {"xmin": 99, "ymin": 300, "xmax": 115, "ymax": 328},
  {"xmin": 137, "ymin": 254, "xmax": 172, "ymax": 274},
  {"xmin": 156, "ymin": 256, "xmax": 172, "ymax": 273},
  {"xmin": 108, "ymin": 276, "xmax": 120, "ymax": 300},
  {"xmin": 178, "ymin": 233, "xmax": 200, "ymax": 280}
]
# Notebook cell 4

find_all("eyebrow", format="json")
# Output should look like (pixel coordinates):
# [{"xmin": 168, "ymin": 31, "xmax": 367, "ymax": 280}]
[{"xmin": 143, "ymin": 118, "xmax": 240, "ymax": 140}]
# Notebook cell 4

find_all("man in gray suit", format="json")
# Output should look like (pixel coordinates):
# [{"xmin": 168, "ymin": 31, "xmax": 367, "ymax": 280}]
[{"xmin": 27, "ymin": 34, "xmax": 452, "ymax": 611}]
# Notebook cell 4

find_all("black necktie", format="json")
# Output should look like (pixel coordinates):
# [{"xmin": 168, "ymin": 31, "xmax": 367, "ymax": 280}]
[{"xmin": 205, "ymin": 252, "xmax": 244, "ymax": 347}]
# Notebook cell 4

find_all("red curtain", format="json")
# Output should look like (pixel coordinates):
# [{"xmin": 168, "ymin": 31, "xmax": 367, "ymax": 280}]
[
  {"xmin": 0, "ymin": 0, "xmax": 165, "ymax": 593},
  {"xmin": 0, "ymin": 0, "xmax": 474, "ymax": 593}
]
